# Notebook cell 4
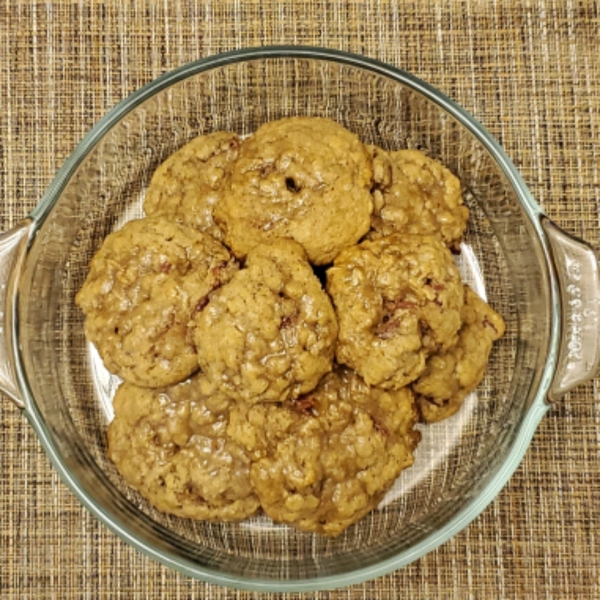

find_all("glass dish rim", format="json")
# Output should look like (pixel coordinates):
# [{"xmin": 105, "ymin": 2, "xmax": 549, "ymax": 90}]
[{"xmin": 17, "ymin": 45, "xmax": 558, "ymax": 591}]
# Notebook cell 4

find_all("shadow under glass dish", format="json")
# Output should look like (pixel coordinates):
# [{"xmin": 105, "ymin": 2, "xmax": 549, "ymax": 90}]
[{"xmin": 12, "ymin": 51, "xmax": 561, "ymax": 587}]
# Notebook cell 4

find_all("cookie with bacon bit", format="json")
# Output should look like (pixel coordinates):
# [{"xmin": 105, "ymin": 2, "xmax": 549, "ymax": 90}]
[
  {"xmin": 76, "ymin": 217, "xmax": 237, "ymax": 387},
  {"xmin": 214, "ymin": 117, "xmax": 373, "ymax": 265},
  {"xmin": 413, "ymin": 285, "xmax": 506, "ymax": 423},
  {"xmin": 143, "ymin": 131, "xmax": 241, "ymax": 242},
  {"xmin": 193, "ymin": 239, "xmax": 338, "ymax": 404},
  {"xmin": 227, "ymin": 367, "xmax": 420, "ymax": 536},
  {"xmin": 368, "ymin": 147, "xmax": 469, "ymax": 251},
  {"xmin": 326, "ymin": 233, "xmax": 464, "ymax": 389}
]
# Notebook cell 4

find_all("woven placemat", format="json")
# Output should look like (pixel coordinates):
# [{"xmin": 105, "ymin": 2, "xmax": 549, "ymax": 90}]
[{"xmin": 1, "ymin": 1, "xmax": 599, "ymax": 598}]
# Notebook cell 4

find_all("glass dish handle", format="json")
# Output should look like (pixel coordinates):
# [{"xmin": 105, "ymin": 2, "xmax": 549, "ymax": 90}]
[
  {"xmin": 543, "ymin": 218, "xmax": 600, "ymax": 400},
  {"xmin": 0, "ymin": 219, "xmax": 32, "ymax": 408}
]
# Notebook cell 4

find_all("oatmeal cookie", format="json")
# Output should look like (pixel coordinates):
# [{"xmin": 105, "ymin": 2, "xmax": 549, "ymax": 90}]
[
  {"xmin": 76, "ymin": 217, "xmax": 237, "ymax": 387},
  {"xmin": 107, "ymin": 375, "xmax": 259, "ymax": 521},
  {"xmin": 327, "ymin": 234, "xmax": 464, "ymax": 389},
  {"xmin": 143, "ymin": 131, "xmax": 240, "ymax": 241},
  {"xmin": 228, "ymin": 367, "xmax": 420, "ymax": 536},
  {"xmin": 194, "ymin": 239, "xmax": 337, "ymax": 404},
  {"xmin": 214, "ymin": 117, "xmax": 373, "ymax": 264},
  {"xmin": 414, "ymin": 285, "xmax": 506, "ymax": 422},
  {"xmin": 368, "ymin": 147, "xmax": 469, "ymax": 251}
]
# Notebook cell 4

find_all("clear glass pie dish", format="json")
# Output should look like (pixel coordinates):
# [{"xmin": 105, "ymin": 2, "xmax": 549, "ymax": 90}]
[{"xmin": 1, "ymin": 46, "xmax": 599, "ymax": 592}]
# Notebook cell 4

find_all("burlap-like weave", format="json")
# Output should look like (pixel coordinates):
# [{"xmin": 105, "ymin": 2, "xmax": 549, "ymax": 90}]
[{"xmin": 1, "ymin": 1, "xmax": 599, "ymax": 598}]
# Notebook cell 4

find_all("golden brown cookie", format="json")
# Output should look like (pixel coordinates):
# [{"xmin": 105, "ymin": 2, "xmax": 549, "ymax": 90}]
[
  {"xmin": 214, "ymin": 117, "xmax": 373, "ymax": 265},
  {"xmin": 107, "ymin": 375, "xmax": 260, "ymax": 521},
  {"xmin": 194, "ymin": 239, "xmax": 337, "ymax": 404},
  {"xmin": 143, "ymin": 131, "xmax": 240, "ymax": 241},
  {"xmin": 368, "ymin": 147, "xmax": 469, "ymax": 251},
  {"xmin": 228, "ymin": 367, "xmax": 420, "ymax": 537},
  {"xmin": 76, "ymin": 217, "xmax": 237, "ymax": 387},
  {"xmin": 326, "ymin": 233, "xmax": 464, "ymax": 389},
  {"xmin": 413, "ymin": 285, "xmax": 506, "ymax": 423}
]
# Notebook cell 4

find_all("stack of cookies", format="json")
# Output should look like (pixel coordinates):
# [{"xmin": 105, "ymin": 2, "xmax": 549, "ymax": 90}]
[{"xmin": 76, "ymin": 117, "xmax": 504, "ymax": 536}]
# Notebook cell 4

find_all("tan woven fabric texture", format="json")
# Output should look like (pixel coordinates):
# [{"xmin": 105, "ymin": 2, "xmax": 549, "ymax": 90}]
[{"xmin": 1, "ymin": 1, "xmax": 599, "ymax": 598}]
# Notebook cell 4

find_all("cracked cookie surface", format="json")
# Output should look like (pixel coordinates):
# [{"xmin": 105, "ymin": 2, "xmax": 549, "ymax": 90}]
[
  {"xmin": 194, "ymin": 239, "xmax": 338, "ymax": 404},
  {"xmin": 227, "ymin": 367, "xmax": 420, "ymax": 536},
  {"xmin": 107, "ymin": 375, "xmax": 259, "ymax": 521},
  {"xmin": 413, "ymin": 285, "xmax": 506, "ymax": 422},
  {"xmin": 76, "ymin": 216, "xmax": 237, "ymax": 387},
  {"xmin": 215, "ymin": 117, "xmax": 373, "ymax": 264},
  {"xmin": 143, "ymin": 131, "xmax": 240, "ymax": 241},
  {"xmin": 368, "ymin": 147, "xmax": 469, "ymax": 251},
  {"xmin": 327, "ymin": 233, "xmax": 464, "ymax": 389}
]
